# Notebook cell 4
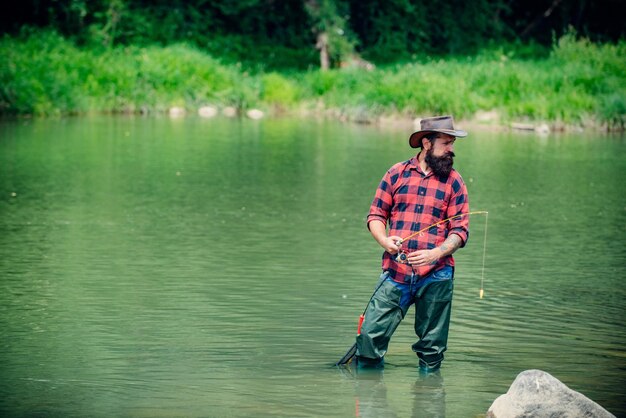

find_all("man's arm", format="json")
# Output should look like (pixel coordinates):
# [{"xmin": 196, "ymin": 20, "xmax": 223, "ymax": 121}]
[
  {"xmin": 406, "ymin": 233, "xmax": 463, "ymax": 267},
  {"xmin": 368, "ymin": 219, "xmax": 402, "ymax": 255},
  {"xmin": 438, "ymin": 233, "xmax": 463, "ymax": 257}
]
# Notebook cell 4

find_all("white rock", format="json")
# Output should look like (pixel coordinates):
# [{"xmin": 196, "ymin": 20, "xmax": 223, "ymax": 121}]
[
  {"xmin": 246, "ymin": 109, "xmax": 264, "ymax": 120},
  {"xmin": 487, "ymin": 370, "xmax": 615, "ymax": 418},
  {"xmin": 511, "ymin": 122, "xmax": 535, "ymax": 131},
  {"xmin": 169, "ymin": 107, "xmax": 185, "ymax": 118},
  {"xmin": 198, "ymin": 106, "xmax": 218, "ymax": 118},
  {"xmin": 535, "ymin": 123, "xmax": 550, "ymax": 135}
]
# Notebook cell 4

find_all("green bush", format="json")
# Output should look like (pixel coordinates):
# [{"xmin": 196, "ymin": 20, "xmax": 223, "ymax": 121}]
[
  {"xmin": 261, "ymin": 73, "xmax": 300, "ymax": 106},
  {"xmin": 1, "ymin": 30, "xmax": 624, "ymax": 128}
]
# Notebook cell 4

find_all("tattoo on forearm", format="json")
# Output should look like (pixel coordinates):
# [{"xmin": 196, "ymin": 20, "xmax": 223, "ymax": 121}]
[{"xmin": 439, "ymin": 234, "xmax": 462, "ymax": 256}]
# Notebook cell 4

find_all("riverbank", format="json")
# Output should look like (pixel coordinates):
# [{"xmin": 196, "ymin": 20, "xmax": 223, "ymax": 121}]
[{"xmin": 1, "ymin": 31, "xmax": 624, "ymax": 131}]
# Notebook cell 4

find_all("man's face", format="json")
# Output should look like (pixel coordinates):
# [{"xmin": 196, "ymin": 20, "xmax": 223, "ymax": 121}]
[
  {"xmin": 424, "ymin": 134, "xmax": 456, "ymax": 177},
  {"xmin": 429, "ymin": 134, "xmax": 456, "ymax": 157}
]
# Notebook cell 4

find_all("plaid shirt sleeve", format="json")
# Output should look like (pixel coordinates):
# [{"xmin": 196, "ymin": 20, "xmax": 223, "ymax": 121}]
[
  {"xmin": 366, "ymin": 167, "xmax": 396, "ymax": 228},
  {"xmin": 446, "ymin": 173, "xmax": 470, "ymax": 247}
]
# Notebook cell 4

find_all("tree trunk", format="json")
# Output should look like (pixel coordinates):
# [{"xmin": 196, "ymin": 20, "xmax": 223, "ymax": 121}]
[{"xmin": 316, "ymin": 32, "xmax": 329, "ymax": 71}]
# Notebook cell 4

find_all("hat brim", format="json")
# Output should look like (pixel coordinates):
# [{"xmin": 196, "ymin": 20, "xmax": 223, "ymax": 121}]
[{"xmin": 409, "ymin": 129, "xmax": 467, "ymax": 148}]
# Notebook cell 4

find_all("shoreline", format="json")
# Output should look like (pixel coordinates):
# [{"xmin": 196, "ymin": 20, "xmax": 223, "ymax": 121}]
[
  {"xmin": 3, "ymin": 105, "xmax": 624, "ymax": 135},
  {"xmin": 290, "ymin": 105, "xmax": 625, "ymax": 134}
]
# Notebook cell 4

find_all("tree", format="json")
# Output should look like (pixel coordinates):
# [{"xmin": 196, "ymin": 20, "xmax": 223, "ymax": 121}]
[{"xmin": 304, "ymin": 0, "xmax": 356, "ymax": 70}]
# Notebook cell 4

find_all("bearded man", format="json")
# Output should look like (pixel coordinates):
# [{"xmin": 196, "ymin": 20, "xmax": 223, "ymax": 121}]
[{"xmin": 356, "ymin": 115, "xmax": 470, "ymax": 372}]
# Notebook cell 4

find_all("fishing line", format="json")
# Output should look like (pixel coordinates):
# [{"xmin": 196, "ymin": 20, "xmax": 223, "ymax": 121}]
[{"xmin": 479, "ymin": 211, "xmax": 488, "ymax": 299}]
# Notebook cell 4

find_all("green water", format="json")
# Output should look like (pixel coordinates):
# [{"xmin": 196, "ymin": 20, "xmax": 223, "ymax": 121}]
[{"xmin": 1, "ymin": 116, "xmax": 625, "ymax": 417}]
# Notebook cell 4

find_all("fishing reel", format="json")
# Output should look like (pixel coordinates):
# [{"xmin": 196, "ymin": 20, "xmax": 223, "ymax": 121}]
[
  {"xmin": 396, "ymin": 251, "xmax": 408, "ymax": 263},
  {"xmin": 394, "ymin": 239, "xmax": 408, "ymax": 264}
]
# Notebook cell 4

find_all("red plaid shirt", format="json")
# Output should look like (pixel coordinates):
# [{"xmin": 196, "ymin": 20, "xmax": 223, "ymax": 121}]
[{"xmin": 367, "ymin": 154, "xmax": 469, "ymax": 284}]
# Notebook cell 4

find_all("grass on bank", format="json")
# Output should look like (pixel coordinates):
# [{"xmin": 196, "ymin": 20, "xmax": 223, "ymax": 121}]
[{"xmin": 1, "ymin": 31, "xmax": 625, "ymax": 129}]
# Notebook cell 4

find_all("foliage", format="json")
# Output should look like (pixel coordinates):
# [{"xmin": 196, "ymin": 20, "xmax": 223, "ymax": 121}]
[
  {"xmin": 1, "ymin": 30, "xmax": 624, "ymax": 129},
  {"xmin": 0, "ymin": 30, "xmax": 251, "ymax": 115},
  {"xmin": 1, "ymin": 0, "xmax": 623, "ymax": 70},
  {"xmin": 261, "ymin": 73, "xmax": 300, "ymax": 106},
  {"xmin": 348, "ymin": 0, "xmax": 511, "ymax": 60},
  {"xmin": 304, "ymin": 0, "xmax": 358, "ymax": 67},
  {"xmin": 202, "ymin": 34, "xmax": 318, "ymax": 72}
]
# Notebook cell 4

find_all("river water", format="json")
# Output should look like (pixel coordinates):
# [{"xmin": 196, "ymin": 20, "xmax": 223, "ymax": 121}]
[{"xmin": 1, "ymin": 115, "xmax": 625, "ymax": 417}]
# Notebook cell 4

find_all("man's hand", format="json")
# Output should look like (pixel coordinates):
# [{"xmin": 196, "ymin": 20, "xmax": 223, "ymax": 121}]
[
  {"xmin": 368, "ymin": 220, "xmax": 402, "ymax": 255},
  {"xmin": 407, "ymin": 249, "xmax": 442, "ymax": 266},
  {"xmin": 381, "ymin": 235, "xmax": 403, "ymax": 255},
  {"xmin": 407, "ymin": 234, "xmax": 463, "ymax": 266}
]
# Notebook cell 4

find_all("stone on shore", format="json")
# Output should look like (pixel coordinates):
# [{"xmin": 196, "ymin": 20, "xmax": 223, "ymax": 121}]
[
  {"xmin": 511, "ymin": 122, "xmax": 535, "ymax": 131},
  {"xmin": 246, "ymin": 109, "xmax": 264, "ymax": 120},
  {"xmin": 487, "ymin": 370, "xmax": 615, "ymax": 418},
  {"xmin": 169, "ymin": 107, "xmax": 186, "ymax": 118},
  {"xmin": 198, "ymin": 106, "xmax": 218, "ymax": 118},
  {"xmin": 535, "ymin": 123, "xmax": 550, "ymax": 135}
]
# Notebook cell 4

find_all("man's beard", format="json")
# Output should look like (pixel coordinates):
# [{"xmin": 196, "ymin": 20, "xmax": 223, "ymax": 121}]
[{"xmin": 425, "ymin": 148, "xmax": 455, "ymax": 178}]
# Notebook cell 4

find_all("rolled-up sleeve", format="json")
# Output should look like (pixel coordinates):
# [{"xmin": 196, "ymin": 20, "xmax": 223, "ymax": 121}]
[
  {"xmin": 447, "ymin": 177, "xmax": 470, "ymax": 246},
  {"xmin": 367, "ymin": 171, "xmax": 393, "ymax": 229}
]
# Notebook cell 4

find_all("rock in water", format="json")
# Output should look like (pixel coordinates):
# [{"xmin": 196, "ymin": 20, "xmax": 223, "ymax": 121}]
[{"xmin": 487, "ymin": 370, "xmax": 615, "ymax": 418}]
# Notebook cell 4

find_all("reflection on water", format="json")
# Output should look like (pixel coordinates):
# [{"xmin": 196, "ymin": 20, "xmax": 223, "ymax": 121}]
[
  {"xmin": 412, "ymin": 371, "xmax": 446, "ymax": 418},
  {"xmin": 342, "ymin": 367, "xmax": 446, "ymax": 418},
  {"xmin": 351, "ymin": 369, "xmax": 398, "ymax": 418},
  {"xmin": 0, "ymin": 116, "xmax": 625, "ymax": 417}
]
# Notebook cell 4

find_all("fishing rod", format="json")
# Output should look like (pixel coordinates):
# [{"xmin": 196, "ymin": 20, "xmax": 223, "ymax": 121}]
[
  {"xmin": 395, "ymin": 210, "xmax": 489, "ymax": 298},
  {"xmin": 335, "ymin": 210, "xmax": 489, "ymax": 366},
  {"xmin": 395, "ymin": 210, "xmax": 489, "ymax": 248}
]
